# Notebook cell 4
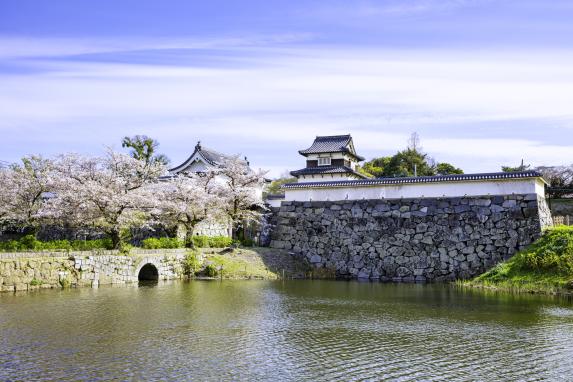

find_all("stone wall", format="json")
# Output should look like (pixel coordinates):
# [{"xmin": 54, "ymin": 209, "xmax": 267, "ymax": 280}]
[
  {"xmin": 270, "ymin": 194, "xmax": 551, "ymax": 282},
  {"xmin": 0, "ymin": 250, "xmax": 186, "ymax": 292}
]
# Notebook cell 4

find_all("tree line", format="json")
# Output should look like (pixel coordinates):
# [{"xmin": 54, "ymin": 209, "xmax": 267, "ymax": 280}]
[{"xmin": 0, "ymin": 136, "xmax": 267, "ymax": 249}]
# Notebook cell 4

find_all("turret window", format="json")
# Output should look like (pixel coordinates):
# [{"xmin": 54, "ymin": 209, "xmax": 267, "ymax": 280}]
[{"xmin": 318, "ymin": 157, "xmax": 331, "ymax": 166}]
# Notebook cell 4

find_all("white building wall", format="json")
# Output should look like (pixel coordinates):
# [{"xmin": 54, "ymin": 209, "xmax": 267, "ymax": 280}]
[
  {"xmin": 284, "ymin": 178, "xmax": 545, "ymax": 202},
  {"xmin": 266, "ymin": 199, "xmax": 283, "ymax": 208},
  {"xmin": 298, "ymin": 173, "xmax": 360, "ymax": 183}
]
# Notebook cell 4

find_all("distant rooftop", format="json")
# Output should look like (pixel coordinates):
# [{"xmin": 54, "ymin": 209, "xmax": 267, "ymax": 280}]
[
  {"xmin": 298, "ymin": 134, "xmax": 365, "ymax": 161},
  {"xmin": 169, "ymin": 141, "xmax": 247, "ymax": 173}
]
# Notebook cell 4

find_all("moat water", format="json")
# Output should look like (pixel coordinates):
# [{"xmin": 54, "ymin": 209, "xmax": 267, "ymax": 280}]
[{"xmin": 1, "ymin": 280, "xmax": 573, "ymax": 381}]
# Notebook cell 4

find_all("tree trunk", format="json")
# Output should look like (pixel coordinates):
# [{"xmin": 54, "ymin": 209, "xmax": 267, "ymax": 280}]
[
  {"xmin": 184, "ymin": 224, "xmax": 195, "ymax": 249},
  {"xmin": 109, "ymin": 229, "xmax": 121, "ymax": 249}
]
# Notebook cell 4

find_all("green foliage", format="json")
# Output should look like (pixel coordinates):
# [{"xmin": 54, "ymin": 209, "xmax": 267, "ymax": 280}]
[
  {"xmin": 59, "ymin": 278, "xmax": 71, "ymax": 288},
  {"xmin": 183, "ymin": 251, "xmax": 202, "ymax": 276},
  {"xmin": 517, "ymin": 227, "xmax": 573, "ymax": 274},
  {"xmin": 19, "ymin": 234, "xmax": 39, "ymax": 250},
  {"xmin": 119, "ymin": 242, "xmax": 133, "ymax": 255},
  {"xmin": 191, "ymin": 235, "xmax": 233, "ymax": 248},
  {"xmin": 357, "ymin": 133, "xmax": 464, "ymax": 179},
  {"xmin": 357, "ymin": 156, "xmax": 391, "ymax": 178},
  {"xmin": 385, "ymin": 148, "xmax": 436, "ymax": 177},
  {"xmin": 266, "ymin": 176, "xmax": 297, "ymax": 195},
  {"xmin": 435, "ymin": 162, "xmax": 464, "ymax": 175},
  {"xmin": 191, "ymin": 235, "xmax": 209, "ymax": 248},
  {"xmin": 469, "ymin": 226, "xmax": 573, "ymax": 293},
  {"xmin": 29, "ymin": 278, "xmax": 42, "ymax": 286},
  {"xmin": 241, "ymin": 238, "xmax": 255, "ymax": 247},
  {"xmin": 204, "ymin": 264, "xmax": 219, "ymax": 277},
  {"xmin": 122, "ymin": 135, "xmax": 170, "ymax": 166},
  {"xmin": 0, "ymin": 236, "xmax": 113, "ymax": 252},
  {"xmin": 71, "ymin": 239, "xmax": 114, "ymax": 251},
  {"xmin": 142, "ymin": 237, "xmax": 184, "ymax": 249},
  {"xmin": 209, "ymin": 236, "xmax": 233, "ymax": 248},
  {"xmin": 502, "ymin": 159, "xmax": 531, "ymax": 172}
]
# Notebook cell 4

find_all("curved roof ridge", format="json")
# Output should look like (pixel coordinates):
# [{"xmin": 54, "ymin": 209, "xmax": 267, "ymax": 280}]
[{"xmin": 282, "ymin": 171, "xmax": 544, "ymax": 189}]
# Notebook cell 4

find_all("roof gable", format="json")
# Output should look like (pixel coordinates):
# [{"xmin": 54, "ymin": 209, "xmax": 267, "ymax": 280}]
[
  {"xmin": 298, "ymin": 134, "xmax": 364, "ymax": 161},
  {"xmin": 169, "ymin": 142, "xmax": 233, "ymax": 174}
]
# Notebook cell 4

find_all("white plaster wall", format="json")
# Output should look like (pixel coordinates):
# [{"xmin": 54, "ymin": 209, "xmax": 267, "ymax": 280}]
[
  {"xmin": 305, "ymin": 153, "xmax": 347, "ymax": 160},
  {"xmin": 266, "ymin": 199, "xmax": 283, "ymax": 208},
  {"xmin": 298, "ymin": 173, "xmax": 360, "ymax": 183},
  {"xmin": 284, "ymin": 178, "xmax": 542, "ymax": 202}
]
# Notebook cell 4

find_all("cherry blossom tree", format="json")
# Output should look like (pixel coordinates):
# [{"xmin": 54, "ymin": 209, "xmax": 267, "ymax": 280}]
[
  {"xmin": 216, "ymin": 156, "xmax": 267, "ymax": 237},
  {"xmin": 153, "ymin": 171, "xmax": 224, "ymax": 246},
  {"xmin": 46, "ymin": 150, "xmax": 165, "ymax": 248},
  {"xmin": 0, "ymin": 167, "xmax": 13, "ymax": 221},
  {"xmin": 0, "ymin": 156, "xmax": 53, "ymax": 229}
]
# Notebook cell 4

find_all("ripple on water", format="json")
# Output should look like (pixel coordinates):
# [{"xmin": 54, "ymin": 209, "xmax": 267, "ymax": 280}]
[{"xmin": 0, "ymin": 281, "xmax": 573, "ymax": 381}]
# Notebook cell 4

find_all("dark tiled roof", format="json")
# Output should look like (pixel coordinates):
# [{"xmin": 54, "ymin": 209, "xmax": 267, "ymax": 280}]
[
  {"xmin": 265, "ymin": 193, "xmax": 285, "ymax": 200},
  {"xmin": 169, "ymin": 142, "xmax": 246, "ymax": 173},
  {"xmin": 290, "ymin": 165, "xmax": 368, "ymax": 178},
  {"xmin": 298, "ymin": 135, "xmax": 365, "ymax": 161},
  {"xmin": 282, "ymin": 171, "xmax": 544, "ymax": 189}
]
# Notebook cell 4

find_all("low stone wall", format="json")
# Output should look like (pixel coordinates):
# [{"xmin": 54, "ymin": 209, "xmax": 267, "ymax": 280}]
[
  {"xmin": 271, "ymin": 194, "xmax": 551, "ymax": 282},
  {"xmin": 0, "ymin": 250, "xmax": 186, "ymax": 292}
]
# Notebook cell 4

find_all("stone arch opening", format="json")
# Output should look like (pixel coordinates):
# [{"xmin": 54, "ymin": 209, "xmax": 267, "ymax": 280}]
[{"xmin": 138, "ymin": 263, "xmax": 159, "ymax": 281}]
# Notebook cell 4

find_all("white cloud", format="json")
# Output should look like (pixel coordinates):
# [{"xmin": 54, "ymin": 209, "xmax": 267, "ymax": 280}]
[{"xmin": 1, "ymin": 38, "xmax": 573, "ymax": 176}]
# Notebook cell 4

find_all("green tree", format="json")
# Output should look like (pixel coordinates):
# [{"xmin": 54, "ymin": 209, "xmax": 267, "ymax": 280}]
[
  {"xmin": 502, "ymin": 159, "xmax": 530, "ymax": 172},
  {"xmin": 122, "ymin": 135, "xmax": 170, "ymax": 166},
  {"xmin": 357, "ymin": 132, "xmax": 463, "ymax": 178},
  {"xmin": 265, "ymin": 173, "xmax": 297, "ymax": 195},
  {"xmin": 384, "ymin": 148, "xmax": 436, "ymax": 177},
  {"xmin": 435, "ymin": 162, "xmax": 464, "ymax": 175},
  {"xmin": 357, "ymin": 156, "xmax": 392, "ymax": 178}
]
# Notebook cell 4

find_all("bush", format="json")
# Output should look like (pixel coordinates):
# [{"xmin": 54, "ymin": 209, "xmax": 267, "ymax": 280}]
[
  {"xmin": 241, "ymin": 238, "xmax": 255, "ymax": 247},
  {"xmin": 191, "ymin": 235, "xmax": 233, "ymax": 248},
  {"xmin": 183, "ymin": 251, "xmax": 202, "ymax": 276},
  {"xmin": 191, "ymin": 235, "xmax": 209, "ymax": 248},
  {"xmin": 0, "ymin": 236, "xmax": 114, "ymax": 252},
  {"xmin": 204, "ymin": 264, "xmax": 219, "ymax": 277},
  {"xmin": 517, "ymin": 226, "xmax": 573, "ymax": 274},
  {"xmin": 71, "ymin": 238, "xmax": 113, "ymax": 251},
  {"xmin": 209, "ymin": 236, "xmax": 233, "ymax": 248},
  {"xmin": 19, "ymin": 235, "xmax": 39, "ymax": 250},
  {"xmin": 142, "ymin": 237, "xmax": 183, "ymax": 249}
]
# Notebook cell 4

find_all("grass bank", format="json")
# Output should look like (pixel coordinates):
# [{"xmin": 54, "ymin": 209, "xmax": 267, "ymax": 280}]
[
  {"xmin": 461, "ymin": 226, "xmax": 573, "ymax": 295},
  {"xmin": 187, "ymin": 247, "xmax": 311, "ymax": 280}
]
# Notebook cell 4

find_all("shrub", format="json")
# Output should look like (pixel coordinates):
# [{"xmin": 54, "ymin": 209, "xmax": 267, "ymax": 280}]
[
  {"xmin": 0, "ymin": 237, "xmax": 114, "ymax": 252},
  {"xmin": 142, "ymin": 237, "xmax": 183, "ymax": 249},
  {"xmin": 191, "ymin": 235, "xmax": 210, "ymax": 248},
  {"xmin": 29, "ymin": 278, "xmax": 42, "ymax": 286},
  {"xmin": 204, "ymin": 264, "xmax": 219, "ymax": 277},
  {"xmin": 241, "ymin": 238, "xmax": 255, "ymax": 247},
  {"xmin": 517, "ymin": 226, "xmax": 573, "ymax": 274},
  {"xmin": 71, "ymin": 238, "xmax": 113, "ymax": 251},
  {"xmin": 0, "ymin": 240, "xmax": 20, "ymax": 251},
  {"xmin": 190, "ymin": 235, "xmax": 233, "ymax": 248},
  {"xmin": 209, "ymin": 236, "xmax": 233, "ymax": 248},
  {"xmin": 183, "ymin": 251, "xmax": 202, "ymax": 276},
  {"xmin": 19, "ymin": 235, "xmax": 40, "ymax": 250}
]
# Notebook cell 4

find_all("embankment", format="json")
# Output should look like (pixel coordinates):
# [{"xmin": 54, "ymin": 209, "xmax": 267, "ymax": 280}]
[{"xmin": 461, "ymin": 226, "xmax": 573, "ymax": 295}]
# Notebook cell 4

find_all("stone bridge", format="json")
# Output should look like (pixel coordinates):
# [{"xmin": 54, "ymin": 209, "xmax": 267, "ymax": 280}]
[{"xmin": 0, "ymin": 250, "xmax": 187, "ymax": 292}]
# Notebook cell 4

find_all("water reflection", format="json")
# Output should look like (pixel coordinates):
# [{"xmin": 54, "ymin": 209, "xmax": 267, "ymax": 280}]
[{"xmin": 0, "ymin": 281, "xmax": 572, "ymax": 381}]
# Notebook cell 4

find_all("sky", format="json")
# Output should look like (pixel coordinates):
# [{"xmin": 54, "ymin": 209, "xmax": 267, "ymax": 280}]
[{"xmin": 1, "ymin": 0, "xmax": 573, "ymax": 177}]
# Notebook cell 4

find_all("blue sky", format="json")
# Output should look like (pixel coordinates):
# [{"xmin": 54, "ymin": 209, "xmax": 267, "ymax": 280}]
[{"xmin": 1, "ymin": 0, "xmax": 573, "ymax": 177}]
